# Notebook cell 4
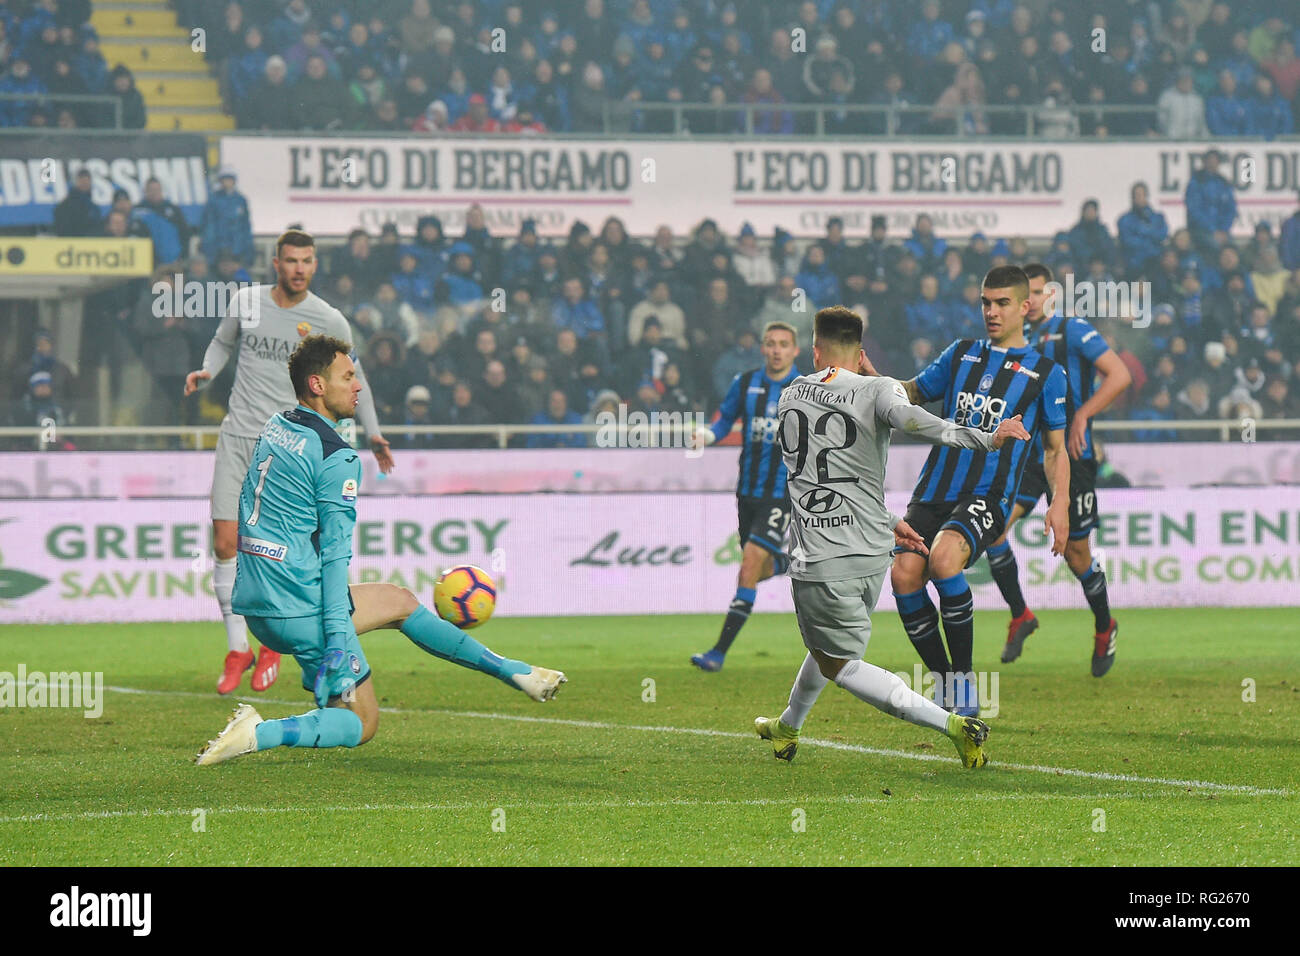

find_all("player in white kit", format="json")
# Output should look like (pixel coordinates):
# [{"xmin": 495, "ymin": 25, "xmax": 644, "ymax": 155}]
[
  {"xmin": 184, "ymin": 230, "xmax": 394, "ymax": 694},
  {"xmin": 754, "ymin": 306, "xmax": 1030, "ymax": 768}
]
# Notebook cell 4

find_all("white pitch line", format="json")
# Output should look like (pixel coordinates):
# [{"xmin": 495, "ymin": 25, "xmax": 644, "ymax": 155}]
[
  {"xmin": 0, "ymin": 791, "xmax": 1167, "ymax": 826},
  {"xmin": 78, "ymin": 684, "xmax": 1292, "ymax": 797}
]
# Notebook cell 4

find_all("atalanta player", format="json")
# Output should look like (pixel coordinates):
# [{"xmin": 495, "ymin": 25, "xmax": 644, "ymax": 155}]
[
  {"xmin": 689, "ymin": 322, "xmax": 800, "ymax": 672},
  {"xmin": 987, "ymin": 264, "xmax": 1131, "ymax": 675},
  {"xmin": 892, "ymin": 266, "xmax": 1070, "ymax": 715}
]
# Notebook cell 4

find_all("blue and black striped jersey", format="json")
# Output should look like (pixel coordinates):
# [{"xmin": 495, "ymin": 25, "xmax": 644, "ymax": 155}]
[
  {"xmin": 712, "ymin": 366, "xmax": 800, "ymax": 499},
  {"xmin": 1026, "ymin": 314, "xmax": 1111, "ymax": 461},
  {"xmin": 910, "ymin": 338, "xmax": 1067, "ymax": 518}
]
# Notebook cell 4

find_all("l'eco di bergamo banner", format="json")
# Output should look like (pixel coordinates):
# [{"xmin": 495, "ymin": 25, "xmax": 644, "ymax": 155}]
[
  {"xmin": 220, "ymin": 137, "xmax": 1300, "ymax": 239},
  {"xmin": 0, "ymin": 488, "xmax": 1296, "ymax": 624}
]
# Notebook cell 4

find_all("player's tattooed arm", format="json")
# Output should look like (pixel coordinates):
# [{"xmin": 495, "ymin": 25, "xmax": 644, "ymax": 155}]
[{"xmin": 1041, "ymin": 427, "xmax": 1070, "ymax": 557}]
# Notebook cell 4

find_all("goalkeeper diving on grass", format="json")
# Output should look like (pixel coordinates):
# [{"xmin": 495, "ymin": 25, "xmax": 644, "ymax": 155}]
[{"xmin": 196, "ymin": 335, "xmax": 566, "ymax": 765}]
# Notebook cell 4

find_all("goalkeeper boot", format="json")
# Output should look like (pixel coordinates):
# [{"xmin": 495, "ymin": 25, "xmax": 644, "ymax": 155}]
[
  {"xmin": 690, "ymin": 649, "xmax": 725, "ymax": 672},
  {"xmin": 512, "ymin": 666, "xmax": 567, "ymax": 702},
  {"xmin": 1001, "ymin": 609, "xmax": 1038, "ymax": 663},
  {"xmin": 250, "ymin": 646, "xmax": 281, "ymax": 692},
  {"xmin": 1091, "ymin": 619, "xmax": 1118, "ymax": 678},
  {"xmin": 196, "ymin": 703, "xmax": 262, "ymax": 766},
  {"xmin": 216, "ymin": 649, "xmax": 254, "ymax": 695},
  {"xmin": 754, "ymin": 716, "xmax": 799, "ymax": 761},
  {"xmin": 946, "ymin": 713, "xmax": 990, "ymax": 769}
]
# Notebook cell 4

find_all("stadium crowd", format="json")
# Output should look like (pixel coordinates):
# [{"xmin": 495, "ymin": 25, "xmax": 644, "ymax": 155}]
[
  {"xmin": 172, "ymin": 0, "xmax": 1300, "ymax": 137},
  {"xmin": 14, "ymin": 146, "xmax": 1300, "ymax": 446},
  {"xmin": 0, "ymin": 0, "xmax": 146, "ymax": 128}
]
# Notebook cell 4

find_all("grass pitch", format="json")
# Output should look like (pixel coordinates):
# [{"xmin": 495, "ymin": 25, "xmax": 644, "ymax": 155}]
[{"xmin": 1, "ymin": 608, "xmax": 1296, "ymax": 866}]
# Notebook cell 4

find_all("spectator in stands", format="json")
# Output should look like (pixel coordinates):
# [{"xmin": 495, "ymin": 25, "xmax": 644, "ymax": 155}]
[
  {"xmin": 733, "ymin": 222, "xmax": 775, "ymax": 289},
  {"xmin": 908, "ymin": 0, "xmax": 955, "ymax": 66},
  {"xmin": 803, "ymin": 33, "xmax": 855, "ymax": 102},
  {"xmin": 502, "ymin": 218, "xmax": 542, "ymax": 287},
  {"xmin": 740, "ymin": 66, "xmax": 792, "ymax": 134},
  {"xmin": 869, "ymin": 70, "xmax": 920, "ymax": 135},
  {"xmin": 571, "ymin": 61, "xmax": 612, "ymax": 133},
  {"xmin": 396, "ymin": 385, "xmax": 437, "ymax": 450},
  {"xmin": 903, "ymin": 214, "xmax": 947, "ymax": 274},
  {"xmin": 1185, "ymin": 149, "xmax": 1236, "ymax": 252},
  {"xmin": 519, "ymin": 58, "xmax": 571, "ymax": 132},
  {"xmin": 794, "ymin": 243, "xmax": 840, "ymax": 311},
  {"xmin": 1244, "ymin": 74, "xmax": 1293, "ymax": 139},
  {"xmin": 399, "ymin": 0, "xmax": 438, "ymax": 59},
  {"xmin": 132, "ymin": 270, "xmax": 193, "ymax": 427},
  {"xmin": 1260, "ymin": 378, "xmax": 1299, "ymax": 437},
  {"xmin": 451, "ymin": 92, "xmax": 499, "ymax": 132},
  {"xmin": 1206, "ymin": 69, "xmax": 1248, "ymax": 135},
  {"xmin": 228, "ymin": 25, "xmax": 268, "ymax": 108},
  {"xmin": 52, "ymin": 168, "xmax": 101, "ymax": 236},
  {"xmin": 550, "ymin": 275, "xmax": 603, "ymax": 344},
  {"xmin": 0, "ymin": 59, "xmax": 45, "ymax": 126},
  {"xmin": 443, "ymin": 242, "xmax": 486, "ymax": 309},
  {"xmin": 1265, "ymin": 38, "xmax": 1300, "ymax": 102},
  {"xmin": 331, "ymin": 228, "xmax": 383, "ymax": 297},
  {"xmin": 486, "ymin": 65, "xmax": 518, "ymax": 124},
  {"xmin": 363, "ymin": 331, "xmax": 408, "ymax": 423},
  {"xmin": 200, "ymin": 166, "xmax": 253, "ymax": 266},
  {"xmin": 479, "ymin": 359, "xmax": 524, "ymax": 424},
  {"xmin": 1220, "ymin": 30, "xmax": 1258, "ymax": 90},
  {"xmin": 1067, "ymin": 199, "xmax": 1117, "ymax": 271},
  {"xmin": 410, "ymin": 98, "xmax": 448, "ymax": 132},
  {"xmin": 109, "ymin": 64, "xmax": 146, "ymax": 129},
  {"xmin": 294, "ymin": 53, "xmax": 349, "ymax": 129},
  {"xmin": 240, "ymin": 55, "xmax": 294, "ymax": 129},
  {"xmin": 526, "ymin": 388, "xmax": 584, "ymax": 448},
  {"xmin": 132, "ymin": 177, "xmax": 191, "ymax": 267},
  {"xmin": 1035, "ymin": 76, "xmax": 1079, "ymax": 138},
  {"xmin": 1251, "ymin": 247, "xmax": 1289, "ymax": 315},
  {"xmin": 438, "ymin": 381, "xmax": 493, "ymax": 448},
  {"xmin": 906, "ymin": 275, "xmax": 948, "ymax": 343},
  {"xmin": 391, "ymin": 250, "xmax": 435, "ymax": 313},
  {"xmin": 931, "ymin": 60, "xmax": 988, "ymax": 134},
  {"xmin": 1200, "ymin": 340, "xmax": 1236, "ymax": 405},
  {"xmin": 1117, "ymin": 182, "xmax": 1168, "ymax": 275},
  {"xmin": 1130, "ymin": 385, "xmax": 1178, "ymax": 442},
  {"xmin": 285, "ymin": 22, "xmax": 338, "ymax": 81}
]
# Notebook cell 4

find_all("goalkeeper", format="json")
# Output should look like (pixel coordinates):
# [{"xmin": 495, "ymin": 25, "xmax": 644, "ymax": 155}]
[{"xmin": 197, "ymin": 335, "xmax": 565, "ymax": 765}]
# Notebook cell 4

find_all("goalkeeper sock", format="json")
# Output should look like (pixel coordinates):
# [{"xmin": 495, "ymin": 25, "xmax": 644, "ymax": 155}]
[
  {"xmin": 400, "ymin": 605, "xmax": 529, "ymax": 685},
  {"xmin": 255, "ymin": 708, "xmax": 363, "ymax": 750},
  {"xmin": 213, "ymin": 556, "xmax": 249, "ymax": 654},
  {"xmin": 986, "ymin": 540, "xmax": 1027, "ymax": 618},
  {"xmin": 1076, "ymin": 557, "xmax": 1112, "ymax": 633},
  {"xmin": 833, "ymin": 659, "xmax": 950, "ymax": 732},
  {"xmin": 935, "ymin": 571, "xmax": 975, "ymax": 674},
  {"xmin": 779, "ymin": 653, "xmax": 828, "ymax": 730},
  {"xmin": 895, "ymin": 588, "xmax": 950, "ymax": 677},
  {"xmin": 712, "ymin": 586, "xmax": 756, "ymax": 654}
]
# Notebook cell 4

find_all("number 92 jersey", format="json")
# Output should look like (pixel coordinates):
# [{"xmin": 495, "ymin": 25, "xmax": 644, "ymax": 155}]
[{"xmin": 778, "ymin": 367, "xmax": 914, "ymax": 574}]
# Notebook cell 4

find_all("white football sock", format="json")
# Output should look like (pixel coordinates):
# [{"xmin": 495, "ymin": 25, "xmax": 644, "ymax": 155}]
[
  {"xmin": 833, "ymin": 659, "xmax": 950, "ymax": 733},
  {"xmin": 213, "ymin": 556, "xmax": 250, "ymax": 654},
  {"xmin": 779, "ymin": 653, "xmax": 829, "ymax": 729}
]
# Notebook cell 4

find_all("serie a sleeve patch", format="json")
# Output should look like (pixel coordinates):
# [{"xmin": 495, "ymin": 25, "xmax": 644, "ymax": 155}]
[{"xmin": 341, "ymin": 478, "xmax": 358, "ymax": 501}]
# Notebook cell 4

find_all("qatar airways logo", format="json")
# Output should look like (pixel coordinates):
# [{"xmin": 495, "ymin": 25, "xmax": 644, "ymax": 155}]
[{"xmin": 953, "ymin": 391, "xmax": 1006, "ymax": 430}]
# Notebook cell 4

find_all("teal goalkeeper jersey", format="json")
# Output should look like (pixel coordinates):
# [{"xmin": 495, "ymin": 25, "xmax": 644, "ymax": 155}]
[{"xmin": 231, "ymin": 405, "xmax": 362, "ymax": 644}]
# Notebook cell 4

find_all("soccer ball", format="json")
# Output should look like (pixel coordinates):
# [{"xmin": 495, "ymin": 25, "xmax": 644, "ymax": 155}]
[{"xmin": 434, "ymin": 565, "xmax": 497, "ymax": 629}]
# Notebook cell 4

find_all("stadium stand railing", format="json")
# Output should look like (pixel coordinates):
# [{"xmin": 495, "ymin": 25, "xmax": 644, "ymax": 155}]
[{"xmin": 2, "ymin": 420, "xmax": 1297, "ymax": 452}]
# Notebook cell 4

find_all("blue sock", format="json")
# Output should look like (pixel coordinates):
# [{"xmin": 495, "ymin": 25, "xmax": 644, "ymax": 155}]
[
  {"xmin": 1074, "ymin": 557, "xmax": 1112, "ymax": 633},
  {"xmin": 400, "ymin": 604, "xmax": 529, "ymax": 685},
  {"xmin": 986, "ymin": 540, "xmax": 1027, "ymax": 618},
  {"xmin": 712, "ymin": 585, "xmax": 757, "ymax": 654},
  {"xmin": 934, "ymin": 572, "xmax": 975, "ymax": 674},
  {"xmin": 896, "ymin": 587, "xmax": 949, "ymax": 676},
  {"xmin": 255, "ymin": 708, "xmax": 363, "ymax": 750}
]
